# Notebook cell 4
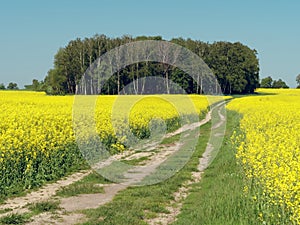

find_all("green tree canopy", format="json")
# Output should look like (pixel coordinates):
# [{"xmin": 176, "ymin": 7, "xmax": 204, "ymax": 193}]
[
  {"xmin": 260, "ymin": 76, "xmax": 273, "ymax": 88},
  {"xmin": 7, "ymin": 82, "xmax": 18, "ymax": 90},
  {"xmin": 296, "ymin": 74, "xmax": 300, "ymax": 88},
  {"xmin": 260, "ymin": 76, "xmax": 289, "ymax": 88},
  {"xmin": 44, "ymin": 35, "xmax": 260, "ymax": 95},
  {"xmin": 24, "ymin": 79, "xmax": 46, "ymax": 91},
  {"xmin": 272, "ymin": 79, "xmax": 289, "ymax": 88}
]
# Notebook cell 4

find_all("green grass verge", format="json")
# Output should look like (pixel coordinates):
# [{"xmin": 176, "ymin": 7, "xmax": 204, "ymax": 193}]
[
  {"xmin": 120, "ymin": 156, "xmax": 151, "ymax": 166},
  {"xmin": 172, "ymin": 110, "xmax": 260, "ymax": 225},
  {"xmin": 56, "ymin": 172, "xmax": 111, "ymax": 197},
  {"xmin": 0, "ymin": 200, "xmax": 61, "ymax": 225},
  {"xmin": 160, "ymin": 133, "xmax": 181, "ymax": 145},
  {"xmin": 0, "ymin": 213, "xmax": 31, "ymax": 225},
  {"xmin": 0, "ymin": 209, "xmax": 12, "ymax": 215},
  {"xmin": 28, "ymin": 200, "xmax": 61, "ymax": 214}
]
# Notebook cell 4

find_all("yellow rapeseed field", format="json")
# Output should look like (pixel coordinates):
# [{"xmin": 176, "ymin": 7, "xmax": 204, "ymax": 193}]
[
  {"xmin": 228, "ymin": 88, "xmax": 300, "ymax": 224},
  {"xmin": 0, "ymin": 91, "xmax": 212, "ymax": 197}
]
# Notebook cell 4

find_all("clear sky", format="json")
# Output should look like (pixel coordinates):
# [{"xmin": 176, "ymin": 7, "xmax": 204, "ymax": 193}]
[{"xmin": 0, "ymin": 0, "xmax": 299, "ymax": 88}]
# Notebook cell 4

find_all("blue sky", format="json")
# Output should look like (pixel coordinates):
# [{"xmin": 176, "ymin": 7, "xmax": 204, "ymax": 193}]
[{"xmin": 0, "ymin": 0, "xmax": 299, "ymax": 88}]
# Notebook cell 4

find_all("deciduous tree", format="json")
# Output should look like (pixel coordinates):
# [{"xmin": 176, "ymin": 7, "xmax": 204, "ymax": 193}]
[{"xmin": 7, "ymin": 82, "xmax": 18, "ymax": 90}]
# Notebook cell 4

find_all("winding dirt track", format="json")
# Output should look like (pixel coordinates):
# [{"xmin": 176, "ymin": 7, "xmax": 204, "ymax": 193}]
[{"xmin": 146, "ymin": 101, "xmax": 226, "ymax": 225}]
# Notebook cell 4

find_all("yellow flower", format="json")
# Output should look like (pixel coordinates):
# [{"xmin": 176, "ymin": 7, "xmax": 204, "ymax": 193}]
[{"xmin": 228, "ymin": 88, "xmax": 300, "ymax": 224}]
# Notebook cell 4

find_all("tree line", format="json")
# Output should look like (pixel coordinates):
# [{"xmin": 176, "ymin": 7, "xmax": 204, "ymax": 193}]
[
  {"xmin": 260, "ymin": 76, "xmax": 289, "ymax": 88},
  {"xmin": 4, "ymin": 35, "xmax": 298, "ymax": 93},
  {"xmin": 0, "ymin": 82, "xmax": 19, "ymax": 90},
  {"xmin": 31, "ymin": 34, "xmax": 259, "ymax": 95}
]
